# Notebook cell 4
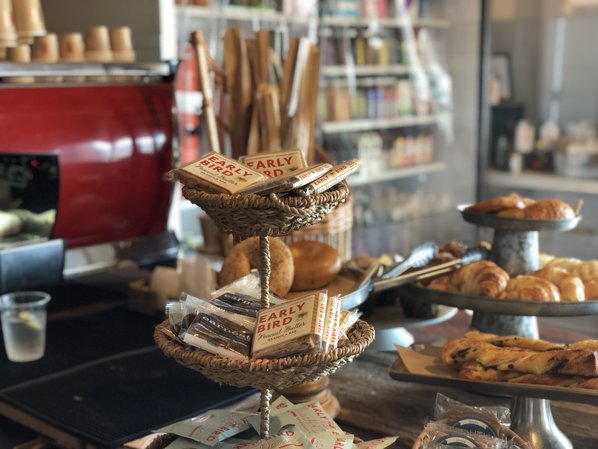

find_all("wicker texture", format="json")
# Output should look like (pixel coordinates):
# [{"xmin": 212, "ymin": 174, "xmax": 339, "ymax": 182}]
[
  {"xmin": 146, "ymin": 434, "xmax": 177, "ymax": 449},
  {"xmin": 182, "ymin": 182, "xmax": 349, "ymax": 237},
  {"xmin": 154, "ymin": 319, "xmax": 375, "ymax": 391}
]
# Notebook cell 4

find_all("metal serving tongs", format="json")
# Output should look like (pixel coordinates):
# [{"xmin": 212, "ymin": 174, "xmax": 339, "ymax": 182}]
[{"xmin": 372, "ymin": 246, "xmax": 490, "ymax": 293}]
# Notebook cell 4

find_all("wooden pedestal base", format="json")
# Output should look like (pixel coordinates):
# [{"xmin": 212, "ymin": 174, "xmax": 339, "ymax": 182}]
[{"xmin": 277, "ymin": 376, "xmax": 340, "ymax": 418}]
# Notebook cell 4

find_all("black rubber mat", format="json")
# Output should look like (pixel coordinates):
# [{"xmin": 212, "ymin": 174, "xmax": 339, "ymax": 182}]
[{"xmin": 0, "ymin": 347, "xmax": 253, "ymax": 448}]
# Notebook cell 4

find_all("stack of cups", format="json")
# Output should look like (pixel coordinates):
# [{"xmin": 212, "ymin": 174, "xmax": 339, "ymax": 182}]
[
  {"xmin": 60, "ymin": 32, "xmax": 85, "ymax": 82},
  {"xmin": 6, "ymin": 44, "xmax": 33, "ymax": 82},
  {"xmin": 32, "ymin": 33, "xmax": 60, "ymax": 82},
  {"xmin": 13, "ymin": 0, "xmax": 46, "ymax": 45},
  {"xmin": 110, "ymin": 26, "xmax": 135, "ymax": 63},
  {"xmin": 85, "ymin": 25, "xmax": 112, "ymax": 62},
  {"xmin": 0, "ymin": 0, "xmax": 17, "ymax": 49}
]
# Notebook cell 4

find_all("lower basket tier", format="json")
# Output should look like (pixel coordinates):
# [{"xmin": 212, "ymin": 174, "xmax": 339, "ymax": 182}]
[{"xmin": 154, "ymin": 320, "xmax": 375, "ymax": 391}]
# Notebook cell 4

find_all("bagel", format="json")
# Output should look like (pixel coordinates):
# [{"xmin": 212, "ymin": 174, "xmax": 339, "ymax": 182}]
[
  {"xmin": 288, "ymin": 240, "xmax": 341, "ymax": 291},
  {"xmin": 219, "ymin": 237, "xmax": 294, "ymax": 297}
]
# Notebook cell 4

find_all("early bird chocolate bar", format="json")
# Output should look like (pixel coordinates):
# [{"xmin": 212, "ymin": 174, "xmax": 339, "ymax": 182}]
[
  {"xmin": 174, "ymin": 151, "xmax": 267, "ymax": 194},
  {"xmin": 238, "ymin": 163, "xmax": 332, "ymax": 195},
  {"xmin": 242, "ymin": 149, "xmax": 307, "ymax": 178},
  {"xmin": 251, "ymin": 291, "xmax": 327, "ymax": 359}
]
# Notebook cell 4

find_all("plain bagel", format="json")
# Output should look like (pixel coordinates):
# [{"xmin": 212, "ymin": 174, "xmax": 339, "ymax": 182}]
[
  {"xmin": 219, "ymin": 237, "xmax": 294, "ymax": 297},
  {"xmin": 289, "ymin": 240, "xmax": 341, "ymax": 291}
]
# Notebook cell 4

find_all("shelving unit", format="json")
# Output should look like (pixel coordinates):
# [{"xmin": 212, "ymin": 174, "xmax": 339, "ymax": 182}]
[
  {"xmin": 320, "ymin": 64, "xmax": 410, "ymax": 77},
  {"xmin": 173, "ymin": 1, "xmax": 474, "ymax": 246},
  {"xmin": 321, "ymin": 115, "xmax": 439, "ymax": 133},
  {"xmin": 319, "ymin": 15, "xmax": 449, "ymax": 29},
  {"xmin": 487, "ymin": 169, "xmax": 598, "ymax": 195},
  {"xmin": 348, "ymin": 161, "xmax": 446, "ymax": 187},
  {"xmin": 176, "ymin": 4, "xmax": 314, "ymax": 25}
]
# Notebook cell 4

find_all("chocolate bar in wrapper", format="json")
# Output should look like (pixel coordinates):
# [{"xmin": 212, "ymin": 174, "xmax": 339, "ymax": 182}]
[
  {"xmin": 172, "ymin": 152, "xmax": 267, "ymax": 194},
  {"xmin": 242, "ymin": 149, "xmax": 307, "ymax": 178},
  {"xmin": 212, "ymin": 292, "xmax": 261, "ymax": 318},
  {"xmin": 238, "ymin": 163, "xmax": 332, "ymax": 195},
  {"xmin": 183, "ymin": 313, "xmax": 252, "ymax": 357},
  {"xmin": 251, "ymin": 292, "xmax": 328, "ymax": 359}
]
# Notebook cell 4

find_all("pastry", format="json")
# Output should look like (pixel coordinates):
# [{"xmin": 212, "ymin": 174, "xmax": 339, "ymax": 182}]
[
  {"xmin": 443, "ymin": 336, "xmax": 598, "ymax": 376},
  {"xmin": 523, "ymin": 198, "xmax": 576, "ymax": 220},
  {"xmin": 496, "ymin": 207, "xmax": 525, "ymax": 219},
  {"xmin": 465, "ymin": 193, "xmax": 524, "ymax": 214},
  {"xmin": 458, "ymin": 363, "xmax": 598, "ymax": 390},
  {"xmin": 546, "ymin": 257, "xmax": 583, "ymax": 271},
  {"xmin": 532, "ymin": 266, "xmax": 586, "ymax": 302},
  {"xmin": 448, "ymin": 261, "xmax": 509, "ymax": 298},
  {"xmin": 499, "ymin": 275, "xmax": 561, "ymax": 302},
  {"xmin": 219, "ymin": 237, "xmax": 294, "ymax": 296},
  {"xmin": 288, "ymin": 240, "xmax": 341, "ymax": 291}
]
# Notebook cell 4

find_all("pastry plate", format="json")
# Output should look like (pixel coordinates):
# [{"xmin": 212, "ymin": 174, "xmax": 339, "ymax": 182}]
[
  {"xmin": 398, "ymin": 284, "xmax": 598, "ymax": 316},
  {"xmin": 285, "ymin": 267, "xmax": 371, "ymax": 310},
  {"xmin": 458, "ymin": 204, "xmax": 581, "ymax": 232},
  {"xmin": 389, "ymin": 345, "xmax": 598, "ymax": 406}
]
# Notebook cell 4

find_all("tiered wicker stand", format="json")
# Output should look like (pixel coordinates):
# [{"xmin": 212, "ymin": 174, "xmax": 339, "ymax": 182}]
[{"xmin": 154, "ymin": 182, "xmax": 375, "ymax": 440}]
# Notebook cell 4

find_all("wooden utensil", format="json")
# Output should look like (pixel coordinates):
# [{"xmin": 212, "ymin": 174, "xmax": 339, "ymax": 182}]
[{"xmin": 191, "ymin": 31, "xmax": 220, "ymax": 154}]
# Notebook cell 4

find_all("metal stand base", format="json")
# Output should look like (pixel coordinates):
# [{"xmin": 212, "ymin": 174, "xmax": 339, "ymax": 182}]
[
  {"xmin": 471, "ymin": 312, "xmax": 539, "ymax": 338},
  {"xmin": 492, "ymin": 229, "xmax": 539, "ymax": 275},
  {"xmin": 511, "ymin": 397, "xmax": 573, "ymax": 449},
  {"xmin": 369, "ymin": 327, "xmax": 415, "ymax": 352}
]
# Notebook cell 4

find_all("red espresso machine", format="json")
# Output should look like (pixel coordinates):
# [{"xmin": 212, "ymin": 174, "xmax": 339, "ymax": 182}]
[{"xmin": 0, "ymin": 63, "xmax": 177, "ymax": 292}]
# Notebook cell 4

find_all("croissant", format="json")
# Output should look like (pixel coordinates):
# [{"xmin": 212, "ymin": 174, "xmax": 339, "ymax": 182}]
[
  {"xmin": 567, "ymin": 260, "xmax": 598, "ymax": 281},
  {"xmin": 547, "ymin": 257, "xmax": 582, "ymax": 271},
  {"xmin": 427, "ymin": 275, "xmax": 451, "ymax": 292},
  {"xmin": 499, "ymin": 275, "xmax": 561, "ymax": 302},
  {"xmin": 448, "ymin": 261, "xmax": 509, "ymax": 298},
  {"xmin": 523, "ymin": 199, "xmax": 576, "ymax": 220},
  {"xmin": 496, "ymin": 207, "xmax": 525, "ymax": 219},
  {"xmin": 583, "ymin": 279, "xmax": 598, "ymax": 300},
  {"xmin": 465, "ymin": 193, "xmax": 524, "ymax": 214},
  {"xmin": 532, "ymin": 266, "xmax": 585, "ymax": 302}
]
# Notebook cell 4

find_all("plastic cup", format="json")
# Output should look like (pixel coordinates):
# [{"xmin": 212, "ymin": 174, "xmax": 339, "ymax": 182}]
[{"xmin": 1, "ymin": 291, "xmax": 51, "ymax": 362}]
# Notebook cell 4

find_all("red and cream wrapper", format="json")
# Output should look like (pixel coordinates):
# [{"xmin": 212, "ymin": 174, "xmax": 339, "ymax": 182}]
[
  {"xmin": 322, "ymin": 294, "xmax": 339, "ymax": 353},
  {"xmin": 154, "ymin": 409, "xmax": 253, "ymax": 446},
  {"xmin": 300, "ymin": 159, "xmax": 360, "ymax": 195},
  {"xmin": 237, "ymin": 163, "xmax": 332, "ymax": 195},
  {"xmin": 353, "ymin": 437, "xmax": 399, "ymax": 449},
  {"xmin": 242, "ymin": 149, "xmax": 307, "ymax": 178},
  {"xmin": 258, "ymin": 401, "xmax": 353, "ymax": 449},
  {"xmin": 251, "ymin": 291, "xmax": 328, "ymax": 359},
  {"xmin": 173, "ymin": 152, "xmax": 267, "ymax": 194}
]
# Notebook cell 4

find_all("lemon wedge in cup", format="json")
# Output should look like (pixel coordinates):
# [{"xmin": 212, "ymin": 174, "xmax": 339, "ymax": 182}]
[{"xmin": 18, "ymin": 311, "xmax": 44, "ymax": 331}]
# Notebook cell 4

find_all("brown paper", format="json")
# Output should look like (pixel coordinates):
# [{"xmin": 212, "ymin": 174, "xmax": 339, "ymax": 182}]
[{"xmin": 396, "ymin": 345, "xmax": 456, "ymax": 378}]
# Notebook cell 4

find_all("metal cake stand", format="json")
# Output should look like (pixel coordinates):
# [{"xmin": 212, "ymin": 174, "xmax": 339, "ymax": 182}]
[{"xmin": 394, "ymin": 206, "xmax": 591, "ymax": 449}]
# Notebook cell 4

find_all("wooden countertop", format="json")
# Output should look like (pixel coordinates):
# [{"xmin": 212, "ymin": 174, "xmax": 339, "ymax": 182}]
[{"xmin": 329, "ymin": 312, "xmax": 598, "ymax": 449}]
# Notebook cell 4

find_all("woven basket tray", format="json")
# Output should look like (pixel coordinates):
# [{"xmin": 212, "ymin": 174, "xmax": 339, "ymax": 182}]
[
  {"xmin": 182, "ymin": 182, "xmax": 349, "ymax": 237},
  {"xmin": 154, "ymin": 319, "xmax": 374, "ymax": 391}
]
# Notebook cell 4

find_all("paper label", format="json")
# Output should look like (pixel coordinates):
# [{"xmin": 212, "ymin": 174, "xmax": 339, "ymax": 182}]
[
  {"xmin": 164, "ymin": 437, "xmax": 255, "ymax": 449},
  {"xmin": 244, "ymin": 428, "xmax": 315, "ymax": 449},
  {"xmin": 155, "ymin": 409, "xmax": 253, "ymax": 446},
  {"xmin": 243, "ymin": 150, "xmax": 307, "ymax": 178},
  {"xmin": 322, "ymin": 295, "xmax": 338, "ymax": 352},
  {"xmin": 179, "ymin": 152, "xmax": 267, "ymax": 194},
  {"xmin": 266, "ymin": 402, "xmax": 345, "ymax": 439},
  {"xmin": 305, "ymin": 159, "xmax": 360, "ymax": 194},
  {"xmin": 449, "ymin": 417, "xmax": 498, "ymax": 437},
  {"xmin": 252, "ymin": 293, "xmax": 324, "ymax": 357}
]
